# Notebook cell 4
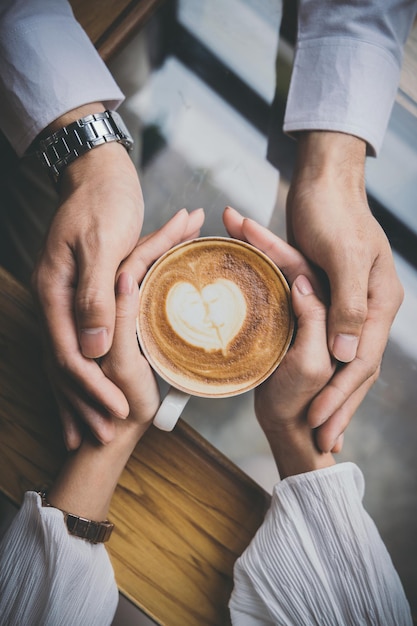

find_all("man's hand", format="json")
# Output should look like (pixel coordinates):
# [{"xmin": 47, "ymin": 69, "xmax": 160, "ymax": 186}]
[
  {"xmin": 32, "ymin": 102, "xmax": 204, "ymax": 449},
  {"xmin": 285, "ymin": 131, "xmax": 403, "ymax": 451},
  {"xmin": 32, "ymin": 134, "xmax": 143, "ymax": 450},
  {"xmin": 34, "ymin": 198, "xmax": 203, "ymax": 449}
]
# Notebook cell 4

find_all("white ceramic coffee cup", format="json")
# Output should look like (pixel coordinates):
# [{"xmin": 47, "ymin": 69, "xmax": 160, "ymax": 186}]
[{"xmin": 137, "ymin": 237, "xmax": 294, "ymax": 431}]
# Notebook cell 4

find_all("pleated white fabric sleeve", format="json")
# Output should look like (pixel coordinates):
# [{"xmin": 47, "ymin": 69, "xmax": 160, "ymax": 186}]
[
  {"xmin": 0, "ymin": 0, "xmax": 124, "ymax": 157},
  {"xmin": 0, "ymin": 492, "xmax": 118, "ymax": 626},
  {"xmin": 229, "ymin": 462, "xmax": 412, "ymax": 626},
  {"xmin": 284, "ymin": 0, "xmax": 417, "ymax": 155}
]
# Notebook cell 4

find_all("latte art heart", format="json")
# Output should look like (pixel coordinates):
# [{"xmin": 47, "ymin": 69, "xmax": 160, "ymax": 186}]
[{"xmin": 166, "ymin": 279, "xmax": 247, "ymax": 355}]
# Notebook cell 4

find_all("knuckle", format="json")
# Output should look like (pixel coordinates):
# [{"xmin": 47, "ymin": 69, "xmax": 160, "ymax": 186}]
[
  {"xmin": 76, "ymin": 288, "xmax": 107, "ymax": 318},
  {"xmin": 355, "ymin": 355, "xmax": 381, "ymax": 385},
  {"xmin": 122, "ymin": 251, "xmax": 148, "ymax": 280},
  {"xmin": 370, "ymin": 364, "xmax": 381, "ymax": 384},
  {"xmin": 296, "ymin": 358, "xmax": 332, "ymax": 389},
  {"xmin": 308, "ymin": 302, "xmax": 327, "ymax": 323},
  {"xmin": 393, "ymin": 280, "xmax": 405, "ymax": 309},
  {"xmin": 50, "ymin": 349, "xmax": 73, "ymax": 374},
  {"xmin": 368, "ymin": 359, "xmax": 381, "ymax": 382},
  {"xmin": 101, "ymin": 354, "xmax": 128, "ymax": 384},
  {"xmin": 31, "ymin": 263, "xmax": 49, "ymax": 300},
  {"xmin": 336, "ymin": 301, "xmax": 368, "ymax": 327}
]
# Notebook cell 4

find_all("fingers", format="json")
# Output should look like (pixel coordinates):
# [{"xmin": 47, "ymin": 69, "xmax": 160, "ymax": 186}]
[
  {"xmin": 255, "ymin": 275, "xmax": 333, "ymax": 428},
  {"xmin": 47, "ymin": 363, "xmax": 119, "ymax": 449},
  {"xmin": 308, "ymin": 252, "xmax": 403, "ymax": 448},
  {"xmin": 330, "ymin": 434, "xmax": 344, "ymax": 454},
  {"xmin": 75, "ymin": 251, "xmax": 119, "ymax": 359},
  {"xmin": 120, "ymin": 208, "xmax": 205, "ymax": 282},
  {"xmin": 34, "ymin": 265, "xmax": 131, "ymax": 422},
  {"xmin": 100, "ymin": 272, "xmax": 142, "ymax": 388},
  {"xmin": 100, "ymin": 272, "xmax": 160, "ymax": 424},
  {"xmin": 325, "ymin": 252, "xmax": 369, "ymax": 363},
  {"xmin": 53, "ymin": 394, "xmax": 83, "ymax": 451},
  {"xmin": 307, "ymin": 353, "xmax": 378, "ymax": 432},
  {"xmin": 255, "ymin": 275, "xmax": 336, "ymax": 476},
  {"xmin": 223, "ymin": 206, "xmax": 325, "ymax": 298},
  {"xmin": 183, "ymin": 207, "xmax": 206, "ymax": 240},
  {"xmin": 61, "ymin": 144, "xmax": 144, "ymax": 361},
  {"xmin": 314, "ymin": 373, "xmax": 377, "ymax": 452},
  {"xmin": 35, "ymin": 208, "xmax": 204, "ymax": 448},
  {"xmin": 307, "ymin": 312, "xmax": 386, "ymax": 452},
  {"xmin": 291, "ymin": 275, "xmax": 328, "ymax": 352},
  {"xmin": 285, "ymin": 275, "xmax": 334, "ymax": 397},
  {"xmin": 322, "ymin": 229, "xmax": 402, "ymax": 366}
]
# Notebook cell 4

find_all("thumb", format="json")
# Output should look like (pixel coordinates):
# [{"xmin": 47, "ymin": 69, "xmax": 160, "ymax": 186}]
[
  {"xmin": 76, "ymin": 256, "xmax": 118, "ymax": 359},
  {"xmin": 326, "ymin": 264, "xmax": 368, "ymax": 363}
]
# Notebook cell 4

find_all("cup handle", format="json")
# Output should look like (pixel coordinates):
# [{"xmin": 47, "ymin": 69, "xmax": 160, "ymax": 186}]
[{"xmin": 153, "ymin": 387, "xmax": 191, "ymax": 431}]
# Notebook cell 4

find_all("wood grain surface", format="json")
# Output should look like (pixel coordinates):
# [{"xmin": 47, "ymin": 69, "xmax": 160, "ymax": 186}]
[
  {"xmin": 69, "ymin": 0, "xmax": 165, "ymax": 61},
  {"xmin": 0, "ymin": 266, "xmax": 271, "ymax": 625}
]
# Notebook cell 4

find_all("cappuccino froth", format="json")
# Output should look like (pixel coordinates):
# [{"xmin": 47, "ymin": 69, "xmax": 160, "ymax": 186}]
[
  {"xmin": 166, "ymin": 278, "xmax": 247, "ymax": 355},
  {"xmin": 137, "ymin": 238, "xmax": 294, "ymax": 397}
]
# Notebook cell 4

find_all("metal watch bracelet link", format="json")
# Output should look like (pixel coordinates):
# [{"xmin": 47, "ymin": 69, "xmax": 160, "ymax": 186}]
[{"xmin": 35, "ymin": 110, "xmax": 134, "ymax": 183}]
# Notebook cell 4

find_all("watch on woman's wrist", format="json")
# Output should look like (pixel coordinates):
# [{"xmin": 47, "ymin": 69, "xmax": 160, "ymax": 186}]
[
  {"xmin": 35, "ymin": 110, "xmax": 134, "ymax": 183},
  {"xmin": 38, "ymin": 490, "xmax": 114, "ymax": 544}
]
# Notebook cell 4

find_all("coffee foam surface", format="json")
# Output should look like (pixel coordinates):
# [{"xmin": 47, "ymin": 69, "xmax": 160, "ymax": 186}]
[
  {"xmin": 138, "ymin": 238, "xmax": 294, "ymax": 397},
  {"xmin": 166, "ymin": 278, "xmax": 247, "ymax": 355}
]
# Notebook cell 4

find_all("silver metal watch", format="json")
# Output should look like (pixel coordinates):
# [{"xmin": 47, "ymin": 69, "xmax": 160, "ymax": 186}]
[{"xmin": 36, "ymin": 110, "xmax": 134, "ymax": 183}]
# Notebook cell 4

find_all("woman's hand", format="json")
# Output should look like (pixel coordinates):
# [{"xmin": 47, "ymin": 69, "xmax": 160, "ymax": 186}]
[
  {"xmin": 46, "ymin": 208, "xmax": 205, "ymax": 520},
  {"xmin": 223, "ymin": 206, "xmax": 376, "ymax": 466},
  {"xmin": 40, "ymin": 206, "xmax": 204, "ymax": 449}
]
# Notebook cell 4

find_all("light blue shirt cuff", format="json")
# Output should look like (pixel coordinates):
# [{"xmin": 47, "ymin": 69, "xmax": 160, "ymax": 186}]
[
  {"xmin": 0, "ymin": 2, "xmax": 124, "ymax": 156},
  {"xmin": 283, "ymin": 37, "xmax": 401, "ymax": 156}
]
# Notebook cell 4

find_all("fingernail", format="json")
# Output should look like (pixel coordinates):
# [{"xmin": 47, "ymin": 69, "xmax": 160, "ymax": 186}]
[
  {"xmin": 294, "ymin": 275, "xmax": 314, "ymax": 295},
  {"xmin": 332, "ymin": 333, "xmax": 359, "ymax": 362},
  {"xmin": 80, "ymin": 327, "xmax": 109, "ymax": 358},
  {"xmin": 116, "ymin": 272, "xmax": 134, "ymax": 295}
]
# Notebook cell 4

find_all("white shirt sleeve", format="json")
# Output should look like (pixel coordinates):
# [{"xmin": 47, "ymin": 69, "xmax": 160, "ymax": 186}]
[
  {"xmin": 283, "ymin": 0, "xmax": 417, "ymax": 155},
  {"xmin": 229, "ymin": 462, "xmax": 412, "ymax": 625},
  {"xmin": 0, "ymin": 491, "xmax": 118, "ymax": 626},
  {"xmin": 0, "ymin": 0, "xmax": 124, "ymax": 156}
]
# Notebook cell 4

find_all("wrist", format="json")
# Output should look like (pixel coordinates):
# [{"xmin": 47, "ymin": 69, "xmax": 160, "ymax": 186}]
[
  {"xmin": 47, "ymin": 422, "xmax": 147, "ymax": 521},
  {"xmin": 35, "ymin": 105, "xmax": 134, "ymax": 186},
  {"xmin": 60, "ymin": 139, "xmax": 135, "ymax": 191},
  {"xmin": 293, "ymin": 131, "xmax": 366, "ymax": 186},
  {"xmin": 262, "ymin": 422, "xmax": 335, "ymax": 479},
  {"xmin": 45, "ymin": 102, "xmax": 106, "ymax": 134}
]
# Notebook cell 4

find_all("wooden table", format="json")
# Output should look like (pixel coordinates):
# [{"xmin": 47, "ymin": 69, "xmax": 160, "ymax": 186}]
[{"xmin": 0, "ymin": 266, "xmax": 271, "ymax": 625}]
